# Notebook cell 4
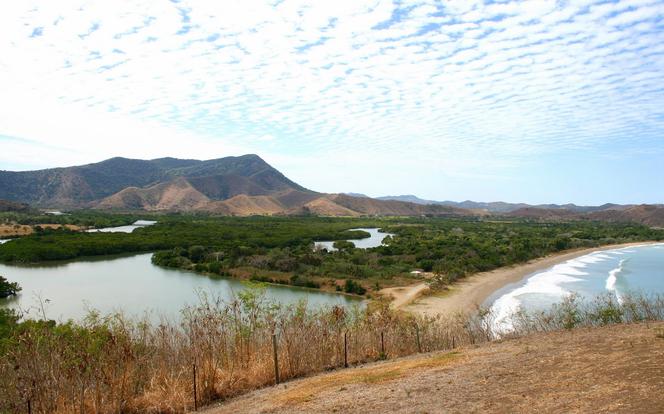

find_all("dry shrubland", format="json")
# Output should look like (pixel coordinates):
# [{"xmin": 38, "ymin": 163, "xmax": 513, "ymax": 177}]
[{"xmin": 1, "ymin": 289, "xmax": 663, "ymax": 413}]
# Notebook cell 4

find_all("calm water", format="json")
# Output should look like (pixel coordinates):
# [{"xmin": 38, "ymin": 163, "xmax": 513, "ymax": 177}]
[
  {"xmin": 488, "ymin": 243, "xmax": 664, "ymax": 331},
  {"xmin": 314, "ymin": 228, "xmax": 394, "ymax": 251},
  {"xmin": 87, "ymin": 220, "xmax": 157, "ymax": 233},
  {"xmin": 0, "ymin": 254, "xmax": 362, "ymax": 322}
]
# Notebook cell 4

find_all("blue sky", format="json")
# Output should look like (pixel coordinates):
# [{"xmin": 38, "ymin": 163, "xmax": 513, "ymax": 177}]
[{"xmin": 1, "ymin": 0, "xmax": 663, "ymax": 205}]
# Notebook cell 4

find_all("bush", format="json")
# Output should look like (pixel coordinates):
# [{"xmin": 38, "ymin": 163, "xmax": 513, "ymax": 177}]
[
  {"xmin": 0, "ymin": 276, "xmax": 21, "ymax": 298},
  {"xmin": 333, "ymin": 240, "xmax": 355, "ymax": 251},
  {"xmin": 344, "ymin": 279, "xmax": 366, "ymax": 295}
]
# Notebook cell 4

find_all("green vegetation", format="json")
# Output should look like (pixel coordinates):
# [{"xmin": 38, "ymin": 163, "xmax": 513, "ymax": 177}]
[
  {"xmin": 0, "ymin": 276, "xmax": 21, "ymax": 298},
  {"xmin": 0, "ymin": 209, "xmax": 150, "ymax": 228},
  {"xmin": 1, "ymin": 213, "xmax": 663, "ymax": 295}
]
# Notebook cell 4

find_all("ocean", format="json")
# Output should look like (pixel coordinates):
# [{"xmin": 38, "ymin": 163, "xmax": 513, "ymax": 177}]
[{"xmin": 488, "ymin": 243, "xmax": 664, "ymax": 332}]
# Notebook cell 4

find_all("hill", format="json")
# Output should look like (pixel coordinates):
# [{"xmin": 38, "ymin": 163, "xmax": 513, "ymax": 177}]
[
  {"xmin": 0, "ymin": 156, "xmax": 472, "ymax": 217},
  {"xmin": 376, "ymin": 195, "xmax": 632, "ymax": 214},
  {"xmin": 503, "ymin": 204, "xmax": 664, "ymax": 227},
  {"xmin": 0, "ymin": 199, "xmax": 31, "ymax": 212},
  {"xmin": 584, "ymin": 204, "xmax": 664, "ymax": 227},
  {"xmin": 0, "ymin": 154, "xmax": 307, "ymax": 208},
  {"xmin": 204, "ymin": 322, "xmax": 664, "ymax": 414}
]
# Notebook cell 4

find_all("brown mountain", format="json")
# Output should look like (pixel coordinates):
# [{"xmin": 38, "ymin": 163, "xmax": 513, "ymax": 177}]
[
  {"xmin": 0, "ymin": 155, "xmax": 312, "ymax": 209},
  {"xmin": 0, "ymin": 155, "xmax": 475, "ymax": 217},
  {"xmin": 506, "ymin": 207, "xmax": 579, "ymax": 220},
  {"xmin": 584, "ymin": 204, "xmax": 664, "ymax": 227},
  {"xmin": 506, "ymin": 204, "xmax": 664, "ymax": 227},
  {"xmin": 0, "ymin": 199, "xmax": 31, "ymax": 212}
]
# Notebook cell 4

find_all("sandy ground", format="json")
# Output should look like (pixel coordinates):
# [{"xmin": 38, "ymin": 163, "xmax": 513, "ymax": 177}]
[
  {"xmin": 379, "ymin": 283, "xmax": 430, "ymax": 309},
  {"xmin": 0, "ymin": 223, "xmax": 81, "ymax": 237},
  {"xmin": 201, "ymin": 322, "xmax": 664, "ymax": 414},
  {"xmin": 385, "ymin": 242, "xmax": 662, "ymax": 317}
]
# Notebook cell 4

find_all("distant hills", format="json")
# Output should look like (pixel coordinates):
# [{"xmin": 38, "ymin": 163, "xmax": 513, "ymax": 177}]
[
  {"xmin": 374, "ymin": 195, "xmax": 664, "ymax": 227},
  {"xmin": 1, "ymin": 157, "xmax": 662, "ymax": 224},
  {"xmin": 0, "ymin": 156, "xmax": 468, "ymax": 217},
  {"xmin": 375, "ymin": 195, "xmax": 629, "ymax": 214},
  {"xmin": 0, "ymin": 199, "xmax": 31, "ymax": 213}
]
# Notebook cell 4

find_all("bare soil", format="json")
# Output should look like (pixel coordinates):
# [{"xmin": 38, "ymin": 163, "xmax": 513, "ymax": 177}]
[
  {"xmin": 0, "ymin": 223, "xmax": 81, "ymax": 237},
  {"xmin": 201, "ymin": 322, "xmax": 664, "ymax": 414}
]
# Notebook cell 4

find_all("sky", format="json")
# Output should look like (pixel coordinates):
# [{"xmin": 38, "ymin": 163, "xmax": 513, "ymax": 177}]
[{"xmin": 1, "ymin": 0, "xmax": 663, "ymax": 205}]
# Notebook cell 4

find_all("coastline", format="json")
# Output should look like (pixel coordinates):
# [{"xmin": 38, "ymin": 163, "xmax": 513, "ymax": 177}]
[{"xmin": 391, "ymin": 241, "xmax": 662, "ymax": 317}]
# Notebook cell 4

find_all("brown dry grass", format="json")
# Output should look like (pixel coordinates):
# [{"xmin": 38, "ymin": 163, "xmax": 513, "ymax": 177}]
[
  {"xmin": 271, "ymin": 351, "xmax": 461, "ymax": 407},
  {"xmin": 205, "ymin": 322, "xmax": 664, "ymax": 414},
  {"xmin": 0, "ymin": 223, "xmax": 81, "ymax": 237},
  {"xmin": 3, "ymin": 293, "xmax": 663, "ymax": 413}
]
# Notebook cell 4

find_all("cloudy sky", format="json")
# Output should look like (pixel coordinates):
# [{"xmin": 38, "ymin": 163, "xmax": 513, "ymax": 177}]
[{"xmin": 1, "ymin": 0, "xmax": 663, "ymax": 204}]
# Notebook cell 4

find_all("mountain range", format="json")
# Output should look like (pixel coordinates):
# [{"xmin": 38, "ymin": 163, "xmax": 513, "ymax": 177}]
[
  {"xmin": 0, "ymin": 156, "xmax": 662, "ymax": 225},
  {"xmin": 375, "ymin": 194, "xmax": 629, "ymax": 214},
  {"xmin": 0, "ymin": 155, "xmax": 468, "ymax": 217},
  {"xmin": 373, "ymin": 195, "xmax": 664, "ymax": 227}
]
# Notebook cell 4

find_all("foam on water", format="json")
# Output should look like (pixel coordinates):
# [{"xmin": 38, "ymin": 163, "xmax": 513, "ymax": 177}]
[
  {"xmin": 606, "ymin": 259, "xmax": 626, "ymax": 304},
  {"xmin": 491, "ymin": 261, "xmax": 585, "ymax": 332},
  {"xmin": 490, "ymin": 243, "xmax": 664, "ymax": 335}
]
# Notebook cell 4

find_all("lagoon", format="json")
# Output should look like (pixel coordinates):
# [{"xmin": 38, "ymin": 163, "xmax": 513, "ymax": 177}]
[
  {"xmin": 0, "ymin": 253, "xmax": 362, "ymax": 322},
  {"xmin": 87, "ymin": 220, "xmax": 157, "ymax": 233},
  {"xmin": 314, "ymin": 228, "xmax": 394, "ymax": 251}
]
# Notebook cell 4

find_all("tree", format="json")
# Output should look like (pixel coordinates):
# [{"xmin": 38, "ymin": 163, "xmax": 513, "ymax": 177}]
[
  {"xmin": 333, "ymin": 240, "xmax": 355, "ymax": 252},
  {"xmin": 0, "ymin": 276, "xmax": 21, "ymax": 298}
]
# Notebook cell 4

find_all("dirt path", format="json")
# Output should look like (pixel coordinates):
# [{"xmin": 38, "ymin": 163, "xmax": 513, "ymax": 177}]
[
  {"xmin": 404, "ymin": 242, "xmax": 662, "ymax": 317},
  {"xmin": 201, "ymin": 322, "xmax": 664, "ymax": 413},
  {"xmin": 379, "ymin": 283, "xmax": 429, "ymax": 309}
]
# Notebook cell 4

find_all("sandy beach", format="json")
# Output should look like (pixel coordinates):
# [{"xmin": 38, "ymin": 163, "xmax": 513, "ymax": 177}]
[{"xmin": 380, "ymin": 241, "xmax": 662, "ymax": 317}]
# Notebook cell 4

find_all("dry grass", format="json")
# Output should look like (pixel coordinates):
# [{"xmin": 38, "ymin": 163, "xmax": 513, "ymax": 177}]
[
  {"xmin": 209, "ymin": 322, "xmax": 664, "ymax": 414},
  {"xmin": 1, "ymin": 291, "xmax": 663, "ymax": 413},
  {"xmin": 0, "ymin": 223, "xmax": 81, "ymax": 237},
  {"xmin": 273, "ymin": 351, "xmax": 460, "ymax": 406}
]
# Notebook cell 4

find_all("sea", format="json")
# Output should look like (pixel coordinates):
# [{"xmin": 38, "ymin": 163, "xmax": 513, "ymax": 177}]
[{"xmin": 488, "ymin": 243, "xmax": 664, "ymax": 332}]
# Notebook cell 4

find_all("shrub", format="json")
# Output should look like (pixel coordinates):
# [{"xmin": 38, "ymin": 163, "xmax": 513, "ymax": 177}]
[
  {"xmin": 344, "ymin": 279, "xmax": 366, "ymax": 295},
  {"xmin": 0, "ymin": 276, "xmax": 21, "ymax": 298}
]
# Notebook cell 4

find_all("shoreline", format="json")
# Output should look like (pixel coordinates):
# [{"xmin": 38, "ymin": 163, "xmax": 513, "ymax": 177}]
[{"xmin": 390, "ymin": 241, "xmax": 662, "ymax": 317}]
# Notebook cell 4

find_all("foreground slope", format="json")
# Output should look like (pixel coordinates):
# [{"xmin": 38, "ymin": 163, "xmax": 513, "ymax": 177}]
[{"xmin": 204, "ymin": 322, "xmax": 664, "ymax": 414}]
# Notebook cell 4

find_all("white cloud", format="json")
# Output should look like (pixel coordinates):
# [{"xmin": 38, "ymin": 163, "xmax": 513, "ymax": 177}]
[{"xmin": 0, "ymin": 0, "xmax": 662, "ymax": 202}]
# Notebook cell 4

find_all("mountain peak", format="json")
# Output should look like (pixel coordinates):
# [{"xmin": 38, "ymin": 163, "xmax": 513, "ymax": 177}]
[{"xmin": 0, "ymin": 154, "xmax": 307, "ymax": 208}]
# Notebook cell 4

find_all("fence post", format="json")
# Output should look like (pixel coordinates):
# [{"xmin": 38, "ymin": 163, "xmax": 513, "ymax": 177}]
[
  {"xmin": 193, "ymin": 363, "xmax": 198, "ymax": 411},
  {"xmin": 380, "ymin": 331, "xmax": 385, "ymax": 359},
  {"xmin": 415, "ymin": 324, "xmax": 422, "ymax": 353},
  {"xmin": 272, "ymin": 333, "xmax": 280, "ymax": 384},
  {"xmin": 344, "ymin": 331, "xmax": 348, "ymax": 368},
  {"xmin": 27, "ymin": 399, "xmax": 31, "ymax": 414},
  {"xmin": 452, "ymin": 335, "xmax": 455, "ymax": 349}
]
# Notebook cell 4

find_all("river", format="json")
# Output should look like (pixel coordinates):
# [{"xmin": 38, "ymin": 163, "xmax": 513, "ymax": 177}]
[
  {"xmin": 0, "ymin": 253, "xmax": 362, "ymax": 322},
  {"xmin": 314, "ymin": 227, "xmax": 394, "ymax": 251}
]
